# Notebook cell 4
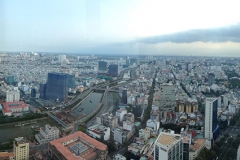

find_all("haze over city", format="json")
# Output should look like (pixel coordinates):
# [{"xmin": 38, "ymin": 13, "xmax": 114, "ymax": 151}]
[{"xmin": 1, "ymin": 0, "xmax": 240, "ymax": 56}]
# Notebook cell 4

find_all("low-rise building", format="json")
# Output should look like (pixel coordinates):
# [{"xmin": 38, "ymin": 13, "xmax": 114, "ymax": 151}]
[
  {"xmin": 139, "ymin": 128, "xmax": 151, "ymax": 141},
  {"xmin": 0, "ymin": 152, "xmax": 14, "ymax": 160},
  {"xmin": 87, "ymin": 123, "xmax": 110, "ymax": 141},
  {"xmin": 96, "ymin": 113, "xmax": 118, "ymax": 130},
  {"xmin": 189, "ymin": 139, "xmax": 206, "ymax": 160},
  {"xmin": 35, "ymin": 124, "xmax": 59, "ymax": 144},
  {"xmin": 146, "ymin": 119, "xmax": 160, "ymax": 131},
  {"xmin": 1, "ymin": 101, "xmax": 29, "ymax": 116},
  {"xmin": 48, "ymin": 131, "xmax": 108, "ymax": 160},
  {"xmin": 114, "ymin": 154, "xmax": 126, "ymax": 160}
]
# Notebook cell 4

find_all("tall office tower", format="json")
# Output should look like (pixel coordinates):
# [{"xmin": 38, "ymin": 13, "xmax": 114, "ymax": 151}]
[
  {"xmin": 154, "ymin": 132, "xmax": 183, "ymax": 160},
  {"xmin": 122, "ymin": 89, "xmax": 128, "ymax": 104},
  {"xmin": 58, "ymin": 55, "xmax": 66, "ymax": 63},
  {"xmin": 68, "ymin": 74, "xmax": 75, "ymax": 89},
  {"xmin": 204, "ymin": 98, "xmax": 220, "ymax": 148},
  {"xmin": 13, "ymin": 137, "xmax": 29, "ymax": 160},
  {"xmin": 208, "ymin": 73, "xmax": 215, "ymax": 86},
  {"xmin": 108, "ymin": 64, "xmax": 118, "ymax": 77},
  {"xmin": 7, "ymin": 76, "xmax": 14, "ymax": 85},
  {"xmin": 45, "ymin": 73, "xmax": 68, "ymax": 101},
  {"xmin": 157, "ymin": 82, "xmax": 175, "ymax": 109},
  {"xmin": 98, "ymin": 61, "xmax": 107, "ymax": 72},
  {"xmin": 39, "ymin": 83, "xmax": 47, "ymax": 99},
  {"xmin": 31, "ymin": 88, "xmax": 36, "ymax": 98}
]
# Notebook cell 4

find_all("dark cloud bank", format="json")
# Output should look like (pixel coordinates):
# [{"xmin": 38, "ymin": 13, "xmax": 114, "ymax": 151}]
[{"xmin": 139, "ymin": 24, "xmax": 240, "ymax": 43}]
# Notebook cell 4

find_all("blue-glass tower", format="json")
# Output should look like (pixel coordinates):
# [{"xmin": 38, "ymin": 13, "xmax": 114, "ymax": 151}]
[{"xmin": 44, "ymin": 73, "xmax": 68, "ymax": 101}]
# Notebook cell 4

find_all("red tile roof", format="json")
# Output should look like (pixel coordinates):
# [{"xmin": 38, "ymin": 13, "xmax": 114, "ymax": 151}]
[{"xmin": 50, "ymin": 131, "xmax": 107, "ymax": 160}]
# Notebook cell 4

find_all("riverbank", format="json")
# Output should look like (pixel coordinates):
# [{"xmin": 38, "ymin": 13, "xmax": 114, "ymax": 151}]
[{"xmin": 0, "ymin": 117, "xmax": 49, "ymax": 127}]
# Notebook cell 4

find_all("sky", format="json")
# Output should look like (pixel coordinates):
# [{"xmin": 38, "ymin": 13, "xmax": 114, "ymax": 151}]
[{"xmin": 1, "ymin": 0, "xmax": 240, "ymax": 56}]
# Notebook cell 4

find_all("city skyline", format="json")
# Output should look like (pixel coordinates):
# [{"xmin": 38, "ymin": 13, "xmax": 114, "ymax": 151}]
[{"xmin": 1, "ymin": 0, "xmax": 240, "ymax": 56}]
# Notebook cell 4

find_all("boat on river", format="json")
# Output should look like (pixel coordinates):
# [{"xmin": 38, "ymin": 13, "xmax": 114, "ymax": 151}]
[{"xmin": 78, "ymin": 108, "xmax": 84, "ymax": 112}]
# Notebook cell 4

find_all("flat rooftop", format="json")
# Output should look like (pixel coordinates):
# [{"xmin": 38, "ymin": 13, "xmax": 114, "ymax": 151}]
[
  {"xmin": 157, "ymin": 133, "xmax": 181, "ymax": 148},
  {"xmin": 190, "ymin": 139, "xmax": 206, "ymax": 151}
]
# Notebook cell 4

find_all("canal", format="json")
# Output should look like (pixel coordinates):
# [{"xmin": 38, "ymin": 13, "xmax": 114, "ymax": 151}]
[
  {"xmin": 0, "ymin": 118, "xmax": 61, "ymax": 143},
  {"xmin": 73, "ymin": 92, "xmax": 103, "ymax": 118}
]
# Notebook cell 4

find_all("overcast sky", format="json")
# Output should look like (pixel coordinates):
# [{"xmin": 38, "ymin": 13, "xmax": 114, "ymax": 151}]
[{"xmin": 1, "ymin": 0, "xmax": 240, "ymax": 56}]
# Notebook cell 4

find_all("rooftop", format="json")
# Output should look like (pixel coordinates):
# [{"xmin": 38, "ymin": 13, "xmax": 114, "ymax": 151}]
[
  {"xmin": 190, "ymin": 139, "xmax": 206, "ymax": 151},
  {"xmin": 50, "ymin": 131, "xmax": 107, "ymax": 160},
  {"xmin": 157, "ymin": 133, "xmax": 181, "ymax": 148}
]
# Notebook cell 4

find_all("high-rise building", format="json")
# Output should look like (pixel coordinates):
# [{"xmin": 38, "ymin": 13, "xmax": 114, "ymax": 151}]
[
  {"xmin": 31, "ymin": 88, "xmax": 36, "ymax": 98},
  {"xmin": 42, "ymin": 73, "xmax": 68, "ymax": 101},
  {"xmin": 98, "ymin": 61, "xmax": 107, "ymax": 72},
  {"xmin": 58, "ymin": 55, "xmax": 66, "ymax": 63},
  {"xmin": 122, "ymin": 89, "xmax": 128, "ymax": 104},
  {"xmin": 157, "ymin": 82, "xmax": 175, "ymax": 109},
  {"xmin": 208, "ymin": 73, "xmax": 215, "ymax": 86},
  {"xmin": 13, "ymin": 137, "xmax": 29, "ymax": 160},
  {"xmin": 48, "ymin": 131, "xmax": 108, "ymax": 160},
  {"xmin": 7, "ymin": 76, "xmax": 15, "ymax": 85},
  {"xmin": 68, "ymin": 74, "xmax": 75, "ymax": 89},
  {"xmin": 6, "ymin": 90, "xmax": 20, "ymax": 102},
  {"xmin": 204, "ymin": 98, "xmax": 220, "ymax": 148},
  {"xmin": 108, "ymin": 64, "xmax": 118, "ymax": 77},
  {"xmin": 154, "ymin": 132, "xmax": 183, "ymax": 160}
]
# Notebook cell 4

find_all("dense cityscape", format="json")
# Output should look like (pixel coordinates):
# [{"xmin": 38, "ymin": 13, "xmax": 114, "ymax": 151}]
[{"xmin": 0, "ymin": 53, "xmax": 240, "ymax": 160}]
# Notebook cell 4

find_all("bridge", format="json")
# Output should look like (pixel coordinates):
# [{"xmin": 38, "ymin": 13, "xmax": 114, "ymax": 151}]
[{"xmin": 48, "ymin": 112, "xmax": 68, "ymax": 128}]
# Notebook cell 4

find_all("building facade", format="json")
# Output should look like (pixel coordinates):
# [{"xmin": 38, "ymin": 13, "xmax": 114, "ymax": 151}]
[
  {"xmin": 48, "ymin": 131, "xmax": 108, "ymax": 160},
  {"xmin": 13, "ymin": 137, "xmax": 29, "ymax": 160},
  {"xmin": 108, "ymin": 64, "xmax": 118, "ymax": 77},
  {"xmin": 35, "ymin": 124, "xmax": 59, "ymax": 144},
  {"xmin": 204, "ymin": 98, "xmax": 220, "ymax": 148},
  {"xmin": 154, "ymin": 132, "xmax": 183, "ymax": 160},
  {"xmin": 42, "ymin": 73, "xmax": 68, "ymax": 101}
]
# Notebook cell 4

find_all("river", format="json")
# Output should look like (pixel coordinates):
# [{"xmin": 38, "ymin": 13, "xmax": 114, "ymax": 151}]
[
  {"xmin": 73, "ymin": 92, "xmax": 103, "ymax": 118},
  {"xmin": 0, "ymin": 118, "xmax": 61, "ymax": 143}
]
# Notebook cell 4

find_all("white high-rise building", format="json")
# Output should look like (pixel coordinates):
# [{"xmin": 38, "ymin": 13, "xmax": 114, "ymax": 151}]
[
  {"xmin": 154, "ymin": 132, "xmax": 183, "ymax": 160},
  {"xmin": 13, "ymin": 137, "xmax": 29, "ymax": 160},
  {"xmin": 204, "ymin": 98, "xmax": 219, "ymax": 148},
  {"xmin": 6, "ymin": 90, "xmax": 20, "ymax": 102},
  {"xmin": 58, "ymin": 55, "xmax": 66, "ymax": 63}
]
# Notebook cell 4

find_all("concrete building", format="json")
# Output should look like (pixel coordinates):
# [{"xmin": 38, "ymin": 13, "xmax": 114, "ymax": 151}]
[
  {"xmin": 58, "ymin": 55, "xmax": 67, "ymax": 64},
  {"xmin": 116, "ymin": 108, "xmax": 127, "ymax": 122},
  {"xmin": 114, "ymin": 154, "xmax": 126, "ymax": 160},
  {"xmin": 208, "ymin": 73, "xmax": 215, "ymax": 86},
  {"xmin": 139, "ymin": 128, "xmax": 151, "ymax": 141},
  {"xmin": 189, "ymin": 139, "xmax": 206, "ymax": 160},
  {"xmin": 48, "ymin": 131, "xmax": 108, "ymax": 160},
  {"xmin": 146, "ymin": 119, "xmax": 160, "ymax": 131},
  {"xmin": 123, "ymin": 113, "xmax": 135, "ymax": 123},
  {"xmin": 1, "ymin": 101, "xmax": 29, "ymax": 116},
  {"xmin": 123, "ymin": 121, "xmax": 135, "ymax": 133},
  {"xmin": 157, "ymin": 82, "xmax": 175, "ymax": 109},
  {"xmin": 0, "ymin": 152, "xmax": 14, "ymax": 160},
  {"xmin": 204, "ymin": 98, "xmax": 220, "ymax": 148},
  {"xmin": 35, "ymin": 124, "xmax": 60, "ymax": 144},
  {"xmin": 6, "ymin": 90, "xmax": 20, "ymax": 102},
  {"xmin": 13, "ymin": 137, "xmax": 29, "ymax": 160},
  {"xmin": 114, "ymin": 128, "xmax": 130, "ymax": 145},
  {"xmin": 154, "ymin": 132, "xmax": 183, "ymax": 160},
  {"xmin": 87, "ymin": 123, "xmax": 110, "ymax": 141},
  {"xmin": 96, "ymin": 113, "xmax": 118, "ymax": 129}
]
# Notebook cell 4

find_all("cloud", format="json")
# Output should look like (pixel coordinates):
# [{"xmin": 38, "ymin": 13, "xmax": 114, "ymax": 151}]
[{"xmin": 139, "ymin": 24, "xmax": 240, "ymax": 43}]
